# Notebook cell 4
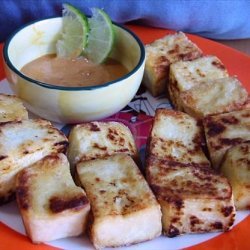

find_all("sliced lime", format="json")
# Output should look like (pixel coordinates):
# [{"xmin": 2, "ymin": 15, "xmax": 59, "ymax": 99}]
[
  {"xmin": 84, "ymin": 8, "xmax": 115, "ymax": 64},
  {"xmin": 56, "ymin": 3, "xmax": 89, "ymax": 58}
]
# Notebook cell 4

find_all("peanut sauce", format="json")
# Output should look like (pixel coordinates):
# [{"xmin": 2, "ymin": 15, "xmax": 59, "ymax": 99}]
[{"xmin": 21, "ymin": 54, "xmax": 128, "ymax": 87}]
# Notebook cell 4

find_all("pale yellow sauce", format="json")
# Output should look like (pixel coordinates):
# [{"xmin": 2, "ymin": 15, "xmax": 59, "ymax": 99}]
[{"xmin": 21, "ymin": 54, "xmax": 128, "ymax": 87}]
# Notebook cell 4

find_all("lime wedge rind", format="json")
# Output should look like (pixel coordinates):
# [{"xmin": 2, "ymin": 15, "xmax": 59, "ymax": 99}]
[
  {"xmin": 63, "ymin": 3, "xmax": 89, "ymax": 47},
  {"xmin": 56, "ymin": 3, "xmax": 89, "ymax": 58},
  {"xmin": 56, "ymin": 5, "xmax": 114, "ymax": 64},
  {"xmin": 84, "ymin": 8, "xmax": 115, "ymax": 64}
]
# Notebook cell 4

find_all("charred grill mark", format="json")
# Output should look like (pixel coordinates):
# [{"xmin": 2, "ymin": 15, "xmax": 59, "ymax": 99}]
[
  {"xmin": 202, "ymin": 207, "xmax": 212, "ymax": 211},
  {"xmin": 54, "ymin": 140, "xmax": 69, "ymax": 147},
  {"xmin": 196, "ymin": 68, "xmax": 205, "ymax": 77},
  {"xmin": 158, "ymin": 193, "xmax": 184, "ymax": 210},
  {"xmin": 54, "ymin": 140, "xmax": 69, "ymax": 154},
  {"xmin": 114, "ymin": 148, "xmax": 129, "ymax": 153},
  {"xmin": 150, "ymin": 184, "xmax": 161, "ymax": 195},
  {"xmin": 171, "ymin": 217, "xmax": 180, "ymax": 223},
  {"xmin": 221, "ymin": 206, "xmax": 234, "ymax": 217},
  {"xmin": 16, "ymin": 186, "xmax": 29, "ymax": 210},
  {"xmin": 170, "ymin": 179, "xmax": 177, "ymax": 186},
  {"xmin": 107, "ymin": 128, "xmax": 127, "ymax": 146},
  {"xmin": 192, "ymin": 170, "xmax": 213, "ymax": 181},
  {"xmin": 149, "ymin": 164, "xmax": 228, "ymax": 199},
  {"xmin": 166, "ymin": 160, "xmax": 211, "ymax": 170},
  {"xmin": 118, "ymin": 189, "xmax": 129, "ymax": 196},
  {"xmin": 16, "ymin": 171, "xmax": 32, "ymax": 209},
  {"xmin": 0, "ymin": 155, "xmax": 7, "ymax": 161},
  {"xmin": 2, "ymin": 165, "xmax": 10, "ymax": 171},
  {"xmin": 186, "ymin": 49, "xmax": 202, "ymax": 61},
  {"xmin": 165, "ymin": 160, "xmax": 185, "ymax": 167},
  {"xmin": 206, "ymin": 121, "xmax": 226, "ymax": 136},
  {"xmin": 49, "ymin": 195, "xmax": 89, "ymax": 213},
  {"xmin": 108, "ymin": 128, "xmax": 119, "ymax": 136},
  {"xmin": 0, "ymin": 120, "xmax": 22, "ymax": 127},
  {"xmin": 155, "ymin": 56, "xmax": 170, "ymax": 76},
  {"xmin": 113, "ymin": 195, "xmax": 121, "ymax": 203},
  {"xmin": 80, "ymin": 154, "xmax": 105, "ymax": 161},
  {"xmin": 211, "ymin": 60, "xmax": 226, "ymax": 70},
  {"xmin": 89, "ymin": 123, "xmax": 100, "ymax": 132},
  {"xmin": 167, "ymin": 225, "xmax": 180, "ymax": 237},
  {"xmin": 170, "ymin": 78, "xmax": 180, "ymax": 92},
  {"xmin": 220, "ymin": 138, "xmax": 243, "ymax": 146},
  {"xmin": 168, "ymin": 44, "xmax": 180, "ymax": 54},
  {"xmin": 214, "ymin": 144, "xmax": 223, "ymax": 151},
  {"xmin": 190, "ymin": 215, "xmax": 201, "ymax": 227},
  {"xmin": 42, "ymin": 154, "xmax": 61, "ymax": 162},
  {"xmin": 119, "ymin": 137, "xmax": 125, "ymax": 146},
  {"xmin": 192, "ymin": 132, "xmax": 203, "ymax": 147},
  {"xmin": 174, "ymin": 199, "xmax": 184, "ymax": 210},
  {"xmin": 221, "ymin": 116, "xmax": 239, "ymax": 125},
  {"xmin": 238, "ymin": 158, "xmax": 250, "ymax": 167},
  {"xmin": 242, "ymin": 112, "xmax": 250, "ymax": 118},
  {"xmin": 196, "ymin": 119, "xmax": 204, "ymax": 128},
  {"xmin": 179, "ymin": 52, "xmax": 196, "ymax": 61},
  {"xmin": 240, "ymin": 143, "xmax": 250, "ymax": 154},
  {"xmin": 93, "ymin": 143, "xmax": 107, "ymax": 151},
  {"xmin": 157, "ymin": 55, "xmax": 170, "ymax": 64},
  {"xmin": 211, "ymin": 221, "xmax": 223, "ymax": 230},
  {"xmin": 0, "ymin": 191, "xmax": 16, "ymax": 205},
  {"xmin": 107, "ymin": 133, "xmax": 115, "ymax": 141}
]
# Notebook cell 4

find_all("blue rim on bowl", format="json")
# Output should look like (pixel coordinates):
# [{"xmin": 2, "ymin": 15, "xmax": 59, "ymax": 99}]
[{"xmin": 3, "ymin": 17, "xmax": 145, "ymax": 91}]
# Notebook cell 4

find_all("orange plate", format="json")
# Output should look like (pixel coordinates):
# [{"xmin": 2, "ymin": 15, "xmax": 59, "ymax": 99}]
[{"xmin": 0, "ymin": 25, "xmax": 249, "ymax": 250}]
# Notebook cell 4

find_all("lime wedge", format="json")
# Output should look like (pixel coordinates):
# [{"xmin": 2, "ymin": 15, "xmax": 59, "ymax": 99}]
[
  {"xmin": 84, "ymin": 8, "xmax": 115, "ymax": 64},
  {"xmin": 56, "ymin": 3, "xmax": 89, "ymax": 58}
]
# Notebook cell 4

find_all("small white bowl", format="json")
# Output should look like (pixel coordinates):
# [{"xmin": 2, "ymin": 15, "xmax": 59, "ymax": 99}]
[{"xmin": 3, "ymin": 17, "xmax": 145, "ymax": 124}]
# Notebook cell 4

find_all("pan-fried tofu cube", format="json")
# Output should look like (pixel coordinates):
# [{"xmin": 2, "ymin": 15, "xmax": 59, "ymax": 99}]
[
  {"xmin": 0, "ymin": 94, "xmax": 28, "ymax": 122},
  {"xmin": 147, "ymin": 109, "xmax": 210, "ymax": 166},
  {"xmin": 168, "ymin": 55, "xmax": 228, "ymax": 109},
  {"xmin": 0, "ymin": 119, "xmax": 68, "ymax": 204},
  {"xmin": 67, "ymin": 121, "xmax": 138, "ymax": 167},
  {"xmin": 16, "ymin": 154, "xmax": 90, "ymax": 243},
  {"xmin": 180, "ymin": 77, "xmax": 248, "ymax": 119},
  {"xmin": 143, "ymin": 32, "xmax": 202, "ymax": 96},
  {"xmin": 221, "ymin": 142, "xmax": 250, "ymax": 210},
  {"xmin": 146, "ymin": 157, "xmax": 235, "ymax": 237},
  {"xmin": 76, "ymin": 154, "xmax": 162, "ymax": 249},
  {"xmin": 203, "ymin": 109, "xmax": 250, "ymax": 170}
]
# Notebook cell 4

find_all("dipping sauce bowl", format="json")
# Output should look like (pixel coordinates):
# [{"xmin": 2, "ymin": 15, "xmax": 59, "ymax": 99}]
[{"xmin": 3, "ymin": 17, "xmax": 145, "ymax": 123}]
